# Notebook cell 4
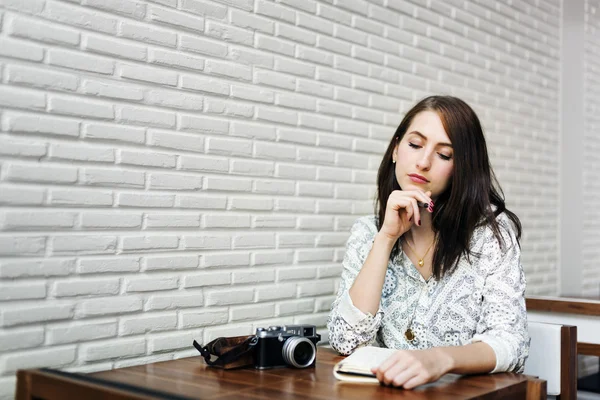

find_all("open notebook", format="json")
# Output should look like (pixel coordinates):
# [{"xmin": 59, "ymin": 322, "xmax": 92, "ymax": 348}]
[{"xmin": 333, "ymin": 346, "xmax": 398, "ymax": 383}]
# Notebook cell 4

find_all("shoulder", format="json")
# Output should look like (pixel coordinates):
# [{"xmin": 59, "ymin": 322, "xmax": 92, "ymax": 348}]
[
  {"xmin": 471, "ymin": 212, "xmax": 518, "ymax": 249},
  {"xmin": 346, "ymin": 215, "xmax": 378, "ymax": 246}
]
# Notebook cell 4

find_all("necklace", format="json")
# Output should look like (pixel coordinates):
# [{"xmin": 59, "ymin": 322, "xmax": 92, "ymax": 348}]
[
  {"xmin": 404, "ymin": 276, "xmax": 432, "ymax": 341},
  {"xmin": 403, "ymin": 237, "xmax": 434, "ymax": 268}
]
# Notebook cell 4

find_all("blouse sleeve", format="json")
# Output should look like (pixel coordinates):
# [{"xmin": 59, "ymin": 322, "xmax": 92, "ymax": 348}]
[
  {"xmin": 470, "ymin": 216, "xmax": 530, "ymax": 373},
  {"xmin": 327, "ymin": 216, "xmax": 385, "ymax": 355}
]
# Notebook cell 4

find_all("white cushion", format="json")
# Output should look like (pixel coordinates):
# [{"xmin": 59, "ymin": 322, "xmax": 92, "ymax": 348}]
[{"xmin": 524, "ymin": 321, "xmax": 562, "ymax": 396}]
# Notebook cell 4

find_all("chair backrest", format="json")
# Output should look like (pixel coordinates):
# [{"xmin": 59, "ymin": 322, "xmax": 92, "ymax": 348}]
[{"xmin": 524, "ymin": 321, "xmax": 577, "ymax": 399}]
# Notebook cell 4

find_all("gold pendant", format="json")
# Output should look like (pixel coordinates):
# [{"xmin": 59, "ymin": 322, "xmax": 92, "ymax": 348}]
[
  {"xmin": 405, "ymin": 328, "xmax": 415, "ymax": 341},
  {"xmin": 418, "ymin": 259, "xmax": 424, "ymax": 267}
]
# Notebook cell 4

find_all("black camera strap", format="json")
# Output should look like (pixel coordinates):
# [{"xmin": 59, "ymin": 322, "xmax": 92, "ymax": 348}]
[{"xmin": 193, "ymin": 335, "xmax": 258, "ymax": 369}]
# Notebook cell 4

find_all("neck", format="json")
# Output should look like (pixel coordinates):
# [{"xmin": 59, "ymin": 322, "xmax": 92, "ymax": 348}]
[{"xmin": 406, "ymin": 213, "xmax": 435, "ymax": 244}]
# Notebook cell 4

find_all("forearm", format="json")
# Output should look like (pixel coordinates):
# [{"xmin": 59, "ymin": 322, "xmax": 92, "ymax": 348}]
[
  {"xmin": 348, "ymin": 232, "xmax": 396, "ymax": 315},
  {"xmin": 435, "ymin": 342, "xmax": 496, "ymax": 375}
]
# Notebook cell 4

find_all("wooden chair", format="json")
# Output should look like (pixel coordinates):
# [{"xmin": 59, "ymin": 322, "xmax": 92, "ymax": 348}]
[{"xmin": 524, "ymin": 321, "xmax": 577, "ymax": 399}]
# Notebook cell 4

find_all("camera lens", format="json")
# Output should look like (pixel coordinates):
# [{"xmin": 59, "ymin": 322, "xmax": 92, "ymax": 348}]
[{"xmin": 282, "ymin": 337, "xmax": 316, "ymax": 368}]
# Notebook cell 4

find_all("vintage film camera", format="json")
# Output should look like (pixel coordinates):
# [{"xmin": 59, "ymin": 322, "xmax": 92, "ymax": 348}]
[{"xmin": 254, "ymin": 325, "xmax": 321, "ymax": 369}]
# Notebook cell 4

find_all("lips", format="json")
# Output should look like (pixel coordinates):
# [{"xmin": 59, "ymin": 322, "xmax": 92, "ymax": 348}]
[{"xmin": 408, "ymin": 173, "xmax": 429, "ymax": 184}]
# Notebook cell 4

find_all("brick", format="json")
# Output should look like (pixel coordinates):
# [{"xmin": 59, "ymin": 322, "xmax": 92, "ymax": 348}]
[
  {"xmin": 52, "ymin": 236, "xmax": 117, "ymax": 255},
  {"xmin": 149, "ymin": 5, "xmax": 204, "ymax": 33},
  {"xmin": 276, "ymin": 163, "xmax": 316, "ymax": 179},
  {"xmin": 230, "ymin": 304, "xmax": 275, "ymax": 321},
  {"xmin": 1, "ymin": 304, "xmax": 73, "ymax": 327},
  {"xmin": 7, "ymin": 64, "xmax": 78, "ymax": 92},
  {"xmin": 181, "ymin": 74, "xmax": 229, "ymax": 96},
  {"xmin": 206, "ymin": 20, "xmax": 253, "ymax": 45},
  {"xmin": 180, "ymin": 0, "xmax": 227, "ymax": 19},
  {"xmin": 84, "ymin": 0, "xmax": 146, "ymax": 19},
  {"xmin": 297, "ymin": 148, "xmax": 335, "ymax": 165},
  {"xmin": 183, "ymin": 235, "xmax": 231, "ymax": 250},
  {"xmin": 126, "ymin": 276, "xmax": 179, "ymax": 292},
  {"xmin": 148, "ymin": 172, "xmax": 203, "ymax": 191},
  {"xmin": 48, "ymin": 49, "xmax": 114, "ymax": 74},
  {"xmin": 146, "ymin": 292, "xmax": 203, "ymax": 310},
  {"xmin": 0, "ymin": 211, "xmax": 76, "ymax": 230},
  {"xmin": 81, "ymin": 338, "xmax": 146, "ymax": 362},
  {"xmin": 203, "ymin": 252, "xmax": 250, "ymax": 268},
  {"xmin": 9, "ymin": 14, "xmax": 80, "ymax": 46},
  {"xmin": 118, "ymin": 105, "xmax": 176, "ymax": 128},
  {"xmin": 118, "ymin": 193, "xmax": 175, "ymax": 208},
  {"xmin": 120, "ymin": 313, "xmax": 177, "ymax": 335},
  {"xmin": 180, "ymin": 310, "xmax": 228, "ymax": 328},
  {"xmin": 120, "ymin": 64, "xmax": 177, "ymax": 86},
  {"xmin": 180, "ymin": 34, "xmax": 227, "ymax": 57},
  {"xmin": 255, "ymin": 34, "xmax": 295, "ymax": 57},
  {"xmin": 316, "ymin": 35, "xmax": 351, "ymax": 56},
  {"xmin": 316, "ymin": 66, "xmax": 352, "ymax": 87},
  {"xmin": 233, "ymin": 269, "xmax": 275, "ymax": 284},
  {"xmin": 256, "ymin": 283, "xmax": 297, "ymax": 301},
  {"xmin": 0, "ymin": 0, "xmax": 44, "ymax": 14},
  {"xmin": 252, "ymin": 250, "xmax": 294, "ymax": 266},
  {"xmin": 50, "ymin": 189, "xmax": 113, "ymax": 207},
  {"xmin": 230, "ymin": 159, "xmax": 274, "ymax": 176},
  {"xmin": 144, "ymin": 255, "xmax": 199, "ymax": 271},
  {"xmin": 1, "ymin": 346, "xmax": 76, "ymax": 373},
  {"xmin": 0, "ymin": 86, "xmax": 45, "ymax": 111},
  {"xmin": 232, "ymin": 233, "xmax": 275, "ymax": 249},
  {"xmin": 277, "ymin": 24, "xmax": 316, "ymax": 45},
  {"xmin": 0, "ymin": 38, "xmax": 44, "ymax": 61},
  {"xmin": 77, "ymin": 296, "xmax": 142, "ymax": 318},
  {"xmin": 229, "ymin": 46, "xmax": 274, "ymax": 68},
  {"xmin": 184, "ymin": 272, "xmax": 231, "ymax": 288},
  {"xmin": 205, "ymin": 288, "xmax": 254, "ymax": 306},
  {"xmin": 204, "ymin": 98, "xmax": 254, "ymax": 118},
  {"xmin": 0, "ymin": 282, "xmax": 46, "ymax": 301},
  {"xmin": 317, "ymin": 199, "xmax": 352, "ymax": 214},
  {"xmin": 149, "ymin": 49, "xmax": 205, "ymax": 71},
  {"xmin": 274, "ymin": 58, "xmax": 316, "ymax": 79},
  {"xmin": 277, "ymin": 299, "xmax": 314, "ymax": 316},
  {"xmin": 278, "ymin": 233, "xmax": 316, "ymax": 248},
  {"xmin": 84, "ymin": 34, "xmax": 147, "ymax": 61},
  {"xmin": 296, "ymin": 249, "xmax": 335, "ymax": 263},
  {"xmin": 256, "ymin": 0, "xmax": 295, "ymax": 22},
  {"xmin": 256, "ymin": 107, "xmax": 298, "ymax": 126},
  {"xmin": 275, "ymin": 198, "xmax": 316, "ymax": 213},
  {"xmin": 253, "ymin": 179, "xmax": 295, "ymax": 194},
  {"xmin": 203, "ymin": 214, "xmax": 251, "ymax": 229},
  {"xmin": 5, "ymin": 163, "xmax": 77, "ymax": 184},
  {"xmin": 205, "ymin": 59, "xmax": 251, "ymax": 80},
  {"xmin": 0, "ymin": 259, "xmax": 75, "ymax": 278},
  {"xmin": 179, "ymin": 155, "xmax": 228, "ymax": 173},
  {"xmin": 44, "ymin": 1, "xmax": 117, "ymax": 34},
  {"xmin": 121, "ymin": 236, "xmax": 179, "ymax": 251},
  {"xmin": 254, "ymin": 69, "xmax": 296, "ymax": 90},
  {"xmin": 0, "ymin": 327, "xmax": 44, "ymax": 352},
  {"xmin": 149, "ymin": 331, "xmax": 200, "ymax": 353},
  {"xmin": 230, "ymin": 9, "xmax": 274, "ymax": 33},
  {"xmin": 298, "ymin": 280, "xmax": 334, "ymax": 297},
  {"xmin": 0, "ymin": 187, "xmax": 44, "ymax": 206},
  {"xmin": 179, "ymin": 114, "xmax": 229, "ymax": 134},
  {"xmin": 296, "ymin": 80, "xmax": 334, "ymax": 99},
  {"xmin": 49, "ymin": 144, "xmax": 114, "ymax": 163},
  {"xmin": 0, "ymin": 138, "xmax": 46, "ymax": 158},
  {"xmin": 177, "ymin": 195, "xmax": 227, "ymax": 210},
  {"xmin": 119, "ymin": 150, "xmax": 176, "ymax": 168},
  {"xmin": 252, "ymin": 215, "xmax": 295, "ymax": 228},
  {"xmin": 79, "ymin": 257, "xmax": 140, "ymax": 274},
  {"xmin": 145, "ymin": 213, "xmax": 201, "ymax": 228},
  {"xmin": 53, "ymin": 277, "xmax": 122, "ymax": 298},
  {"xmin": 316, "ymin": 233, "xmax": 348, "ymax": 246},
  {"xmin": 81, "ymin": 212, "xmax": 142, "ymax": 229},
  {"xmin": 230, "ymin": 197, "xmax": 274, "ymax": 211},
  {"xmin": 49, "ymin": 96, "xmax": 114, "ymax": 120},
  {"xmin": 81, "ymin": 168, "xmax": 145, "ymax": 188},
  {"xmin": 48, "ymin": 322, "xmax": 117, "ymax": 345},
  {"xmin": 148, "ymin": 129, "xmax": 204, "ymax": 153},
  {"xmin": 82, "ymin": 79, "xmax": 144, "ymax": 101},
  {"xmin": 206, "ymin": 137, "xmax": 251, "ymax": 156}
]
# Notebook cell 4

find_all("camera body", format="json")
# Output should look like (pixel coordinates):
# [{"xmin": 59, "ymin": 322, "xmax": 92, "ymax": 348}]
[{"xmin": 254, "ymin": 325, "xmax": 321, "ymax": 369}]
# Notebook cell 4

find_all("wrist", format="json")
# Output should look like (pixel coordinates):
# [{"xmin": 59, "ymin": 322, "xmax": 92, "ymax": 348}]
[
  {"xmin": 374, "ymin": 232, "xmax": 398, "ymax": 249},
  {"xmin": 433, "ymin": 347, "xmax": 455, "ymax": 374}
]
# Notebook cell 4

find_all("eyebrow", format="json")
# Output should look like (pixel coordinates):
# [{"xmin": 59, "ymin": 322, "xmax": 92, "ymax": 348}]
[{"xmin": 407, "ymin": 131, "xmax": 453, "ymax": 148}]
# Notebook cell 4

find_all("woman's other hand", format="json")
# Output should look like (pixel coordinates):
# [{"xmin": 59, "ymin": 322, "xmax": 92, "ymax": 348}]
[
  {"xmin": 371, "ymin": 348, "xmax": 453, "ymax": 389},
  {"xmin": 379, "ymin": 190, "xmax": 432, "ymax": 240}
]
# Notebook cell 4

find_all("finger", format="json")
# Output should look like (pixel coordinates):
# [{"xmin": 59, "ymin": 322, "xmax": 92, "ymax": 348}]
[
  {"xmin": 375, "ymin": 352, "xmax": 400, "ymax": 375},
  {"xmin": 383, "ymin": 362, "xmax": 411, "ymax": 386},
  {"xmin": 392, "ymin": 367, "xmax": 420, "ymax": 388},
  {"xmin": 402, "ymin": 373, "xmax": 428, "ymax": 390},
  {"xmin": 410, "ymin": 198, "xmax": 421, "ymax": 226}
]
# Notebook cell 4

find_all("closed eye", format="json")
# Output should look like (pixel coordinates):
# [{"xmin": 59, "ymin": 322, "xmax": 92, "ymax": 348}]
[
  {"xmin": 438, "ymin": 153, "xmax": 452, "ymax": 161},
  {"xmin": 408, "ymin": 142, "xmax": 421, "ymax": 149}
]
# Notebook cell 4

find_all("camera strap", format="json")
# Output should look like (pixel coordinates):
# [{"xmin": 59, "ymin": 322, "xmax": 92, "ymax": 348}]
[{"xmin": 193, "ymin": 335, "xmax": 258, "ymax": 369}]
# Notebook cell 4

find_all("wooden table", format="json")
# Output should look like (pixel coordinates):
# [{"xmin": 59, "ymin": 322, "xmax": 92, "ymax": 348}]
[{"xmin": 16, "ymin": 347, "xmax": 546, "ymax": 400}]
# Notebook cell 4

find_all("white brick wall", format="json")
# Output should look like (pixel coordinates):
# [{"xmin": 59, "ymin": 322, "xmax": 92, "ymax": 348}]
[{"xmin": 0, "ymin": 0, "xmax": 562, "ymax": 398}]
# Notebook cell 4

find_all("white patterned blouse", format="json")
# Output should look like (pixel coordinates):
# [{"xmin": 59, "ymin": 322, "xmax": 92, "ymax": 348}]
[{"xmin": 327, "ymin": 213, "xmax": 529, "ymax": 373}]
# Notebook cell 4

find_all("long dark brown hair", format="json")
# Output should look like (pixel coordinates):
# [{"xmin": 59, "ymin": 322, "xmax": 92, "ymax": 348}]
[{"xmin": 376, "ymin": 95, "xmax": 521, "ymax": 280}]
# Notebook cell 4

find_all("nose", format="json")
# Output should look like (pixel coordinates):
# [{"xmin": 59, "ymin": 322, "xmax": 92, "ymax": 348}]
[{"xmin": 416, "ymin": 152, "xmax": 432, "ymax": 171}]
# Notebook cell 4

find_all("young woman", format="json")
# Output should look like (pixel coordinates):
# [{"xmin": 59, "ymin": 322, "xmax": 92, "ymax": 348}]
[{"xmin": 327, "ymin": 96, "xmax": 528, "ymax": 389}]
